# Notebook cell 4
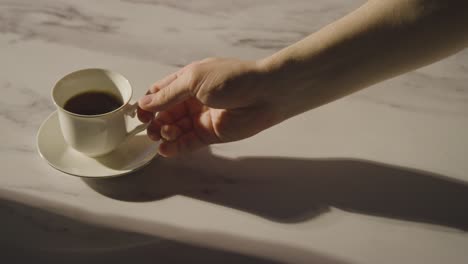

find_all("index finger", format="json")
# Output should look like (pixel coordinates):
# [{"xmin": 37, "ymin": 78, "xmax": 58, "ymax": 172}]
[
  {"xmin": 138, "ymin": 64, "xmax": 192, "ymax": 121},
  {"xmin": 149, "ymin": 72, "xmax": 178, "ymax": 93},
  {"xmin": 137, "ymin": 88, "xmax": 158, "ymax": 122}
]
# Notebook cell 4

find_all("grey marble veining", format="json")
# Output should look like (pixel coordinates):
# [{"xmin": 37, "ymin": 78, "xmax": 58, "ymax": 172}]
[
  {"xmin": 1, "ymin": 1, "xmax": 468, "ymax": 263},
  {"xmin": 0, "ymin": 0, "xmax": 359, "ymax": 63},
  {"xmin": 0, "ymin": 81, "xmax": 54, "ymax": 127},
  {"xmin": 355, "ymin": 70, "xmax": 468, "ymax": 118}
]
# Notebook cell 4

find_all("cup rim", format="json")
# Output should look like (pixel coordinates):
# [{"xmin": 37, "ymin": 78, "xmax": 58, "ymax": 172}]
[{"xmin": 51, "ymin": 68, "xmax": 132, "ymax": 118}]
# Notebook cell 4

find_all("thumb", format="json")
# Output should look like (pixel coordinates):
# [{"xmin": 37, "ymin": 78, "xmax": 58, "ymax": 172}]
[{"xmin": 138, "ymin": 77, "xmax": 191, "ymax": 112}]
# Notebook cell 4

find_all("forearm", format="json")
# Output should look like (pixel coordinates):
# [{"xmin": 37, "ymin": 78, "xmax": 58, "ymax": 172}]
[{"xmin": 259, "ymin": 0, "xmax": 468, "ymax": 118}]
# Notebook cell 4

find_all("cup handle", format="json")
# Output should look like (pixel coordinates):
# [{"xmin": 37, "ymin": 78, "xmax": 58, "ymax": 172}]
[{"xmin": 123, "ymin": 102, "xmax": 149, "ymax": 140}]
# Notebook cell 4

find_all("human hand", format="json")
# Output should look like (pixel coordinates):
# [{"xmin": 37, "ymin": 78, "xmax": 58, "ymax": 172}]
[
  {"xmin": 137, "ymin": 58, "xmax": 280, "ymax": 157},
  {"xmin": 141, "ymin": 0, "xmax": 468, "ymax": 157}
]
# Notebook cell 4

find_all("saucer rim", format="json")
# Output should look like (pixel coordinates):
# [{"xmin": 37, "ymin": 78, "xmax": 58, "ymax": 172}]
[{"xmin": 36, "ymin": 111, "xmax": 158, "ymax": 178}]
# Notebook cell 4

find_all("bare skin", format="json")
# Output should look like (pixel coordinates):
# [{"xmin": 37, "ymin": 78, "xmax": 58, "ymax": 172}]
[{"xmin": 138, "ymin": 0, "xmax": 468, "ymax": 157}]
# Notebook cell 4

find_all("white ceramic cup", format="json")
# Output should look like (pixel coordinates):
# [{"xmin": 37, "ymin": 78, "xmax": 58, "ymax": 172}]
[{"xmin": 52, "ymin": 68, "xmax": 148, "ymax": 157}]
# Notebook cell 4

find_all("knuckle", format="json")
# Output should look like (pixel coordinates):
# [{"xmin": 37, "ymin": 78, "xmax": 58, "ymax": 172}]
[
  {"xmin": 157, "ymin": 89, "xmax": 172, "ymax": 104},
  {"xmin": 150, "ymin": 84, "xmax": 160, "ymax": 93},
  {"xmin": 184, "ymin": 64, "xmax": 204, "ymax": 92}
]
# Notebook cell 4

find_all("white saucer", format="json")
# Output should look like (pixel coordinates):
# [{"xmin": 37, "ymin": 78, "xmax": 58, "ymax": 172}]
[{"xmin": 37, "ymin": 111, "xmax": 159, "ymax": 178}]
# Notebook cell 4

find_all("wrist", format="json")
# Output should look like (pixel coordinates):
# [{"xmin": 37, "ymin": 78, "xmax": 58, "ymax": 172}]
[{"xmin": 254, "ymin": 54, "xmax": 321, "ymax": 119}]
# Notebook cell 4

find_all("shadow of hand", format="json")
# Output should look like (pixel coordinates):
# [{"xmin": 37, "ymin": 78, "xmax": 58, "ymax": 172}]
[{"xmin": 83, "ymin": 148, "xmax": 468, "ymax": 231}]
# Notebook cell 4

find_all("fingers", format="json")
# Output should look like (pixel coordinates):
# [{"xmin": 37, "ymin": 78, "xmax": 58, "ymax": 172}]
[
  {"xmin": 175, "ymin": 117, "xmax": 192, "ymax": 132},
  {"xmin": 147, "ymin": 113, "xmax": 191, "ymax": 134},
  {"xmin": 139, "ymin": 60, "xmax": 214, "ymax": 156},
  {"xmin": 146, "ymin": 118, "xmax": 204, "ymax": 157},
  {"xmin": 146, "ymin": 115, "xmax": 209, "ymax": 158},
  {"xmin": 139, "ymin": 76, "xmax": 191, "ymax": 113},
  {"xmin": 137, "ymin": 71, "xmax": 179, "ymax": 122},
  {"xmin": 137, "ymin": 85, "xmax": 159, "ymax": 123},
  {"xmin": 149, "ymin": 73, "xmax": 178, "ymax": 93},
  {"xmin": 154, "ymin": 111, "xmax": 175, "ymax": 124},
  {"xmin": 160, "ymin": 124, "xmax": 182, "ymax": 141},
  {"xmin": 137, "ymin": 107, "xmax": 153, "ymax": 123},
  {"xmin": 147, "ymin": 119, "xmax": 163, "ymax": 141},
  {"xmin": 158, "ymin": 132, "xmax": 206, "ymax": 157},
  {"xmin": 147, "ymin": 112, "xmax": 193, "ymax": 138},
  {"xmin": 146, "ymin": 107, "xmax": 186, "ymax": 140},
  {"xmin": 139, "ymin": 58, "xmax": 204, "ymax": 115}
]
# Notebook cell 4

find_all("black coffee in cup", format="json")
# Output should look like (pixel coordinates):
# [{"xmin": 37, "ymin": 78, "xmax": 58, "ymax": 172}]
[{"xmin": 64, "ymin": 91, "xmax": 123, "ymax": 115}]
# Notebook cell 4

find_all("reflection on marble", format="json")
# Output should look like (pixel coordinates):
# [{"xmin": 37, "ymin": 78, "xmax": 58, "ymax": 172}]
[{"xmin": 1, "ymin": 0, "xmax": 468, "ymax": 263}]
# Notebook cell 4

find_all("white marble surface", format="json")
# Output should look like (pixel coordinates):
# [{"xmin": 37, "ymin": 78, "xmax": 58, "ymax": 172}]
[{"xmin": 1, "ymin": 0, "xmax": 468, "ymax": 263}]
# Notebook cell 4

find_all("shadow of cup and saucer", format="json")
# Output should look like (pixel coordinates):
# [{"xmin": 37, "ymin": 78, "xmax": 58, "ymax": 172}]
[
  {"xmin": 77, "ymin": 145, "xmax": 468, "ymax": 263},
  {"xmin": 86, "ymin": 147, "xmax": 468, "ymax": 230}
]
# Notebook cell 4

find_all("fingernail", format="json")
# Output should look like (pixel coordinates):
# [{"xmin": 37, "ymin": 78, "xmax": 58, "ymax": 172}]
[{"xmin": 139, "ymin": 96, "xmax": 152, "ymax": 106}]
